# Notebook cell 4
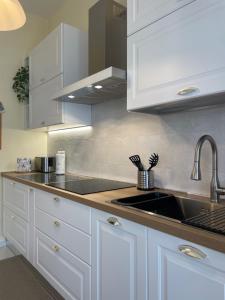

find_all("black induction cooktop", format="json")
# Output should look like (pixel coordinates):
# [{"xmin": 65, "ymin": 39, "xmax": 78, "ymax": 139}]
[
  {"xmin": 17, "ymin": 173, "xmax": 86, "ymax": 184},
  {"xmin": 47, "ymin": 178, "xmax": 135, "ymax": 195}
]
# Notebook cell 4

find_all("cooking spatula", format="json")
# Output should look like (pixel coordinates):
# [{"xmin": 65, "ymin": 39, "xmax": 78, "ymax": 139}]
[
  {"xmin": 129, "ymin": 155, "xmax": 144, "ymax": 171},
  {"xmin": 148, "ymin": 153, "xmax": 159, "ymax": 171}
]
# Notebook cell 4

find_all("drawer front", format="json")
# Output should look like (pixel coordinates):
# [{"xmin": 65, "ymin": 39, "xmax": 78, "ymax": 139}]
[
  {"xmin": 35, "ymin": 230, "xmax": 91, "ymax": 300},
  {"xmin": 35, "ymin": 189, "xmax": 91, "ymax": 235},
  {"xmin": 3, "ymin": 179, "xmax": 30, "ymax": 221},
  {"xmin": 128, "ymin": 0, "xmax": 196, "ymax": 35},
  {"xmin": 35, "ymin": 208, "xmax": 91, "ymax": 265},
  {"xmin": 3, "ymin": 207, "xmax": 29, "ymax": 258}
]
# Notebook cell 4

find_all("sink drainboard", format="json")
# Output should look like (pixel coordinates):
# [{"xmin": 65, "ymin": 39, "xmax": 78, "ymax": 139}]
[{"xmin": 183, "ymin": 206, "xmax": 225, "ymax": 235}]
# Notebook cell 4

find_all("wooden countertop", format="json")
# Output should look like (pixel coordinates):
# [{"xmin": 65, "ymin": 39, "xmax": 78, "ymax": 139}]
[{"xmin": 2, "ymin": 171, "xmax": 225, "ymax": 254}]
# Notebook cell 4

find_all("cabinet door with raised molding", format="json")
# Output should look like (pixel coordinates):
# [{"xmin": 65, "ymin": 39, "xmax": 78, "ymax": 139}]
[
  {"xmin": 3, "ymin": 179, "xmax": 30, "ymax": 221},
  {"xmin": 127, "ymin": 0, "xmax": 195, "ymax": 35},
  {"xmin": 127, "ymin": 0, "xmax": 225, "ymax": 112},
  {"xmin": 29, "ymin": 25, "xmax": 62, "ymax": 89},
  {"xmin": 4, "ymin": 207, "xmax": 29, "ymax": 258},
  {"xmin": 35, "ymin": 230, "xmax": 91, "ymax": 300},
  {"xmin": 29, "ymin": 75, "xmax": 63, "ymax": 128},
  {"xmin": 92, "ymin": 209, "xmax": 148, "ymax": 300},
  {"xmin": 148, "ymin": 229, "xmax": 225, "ymax": 300}
]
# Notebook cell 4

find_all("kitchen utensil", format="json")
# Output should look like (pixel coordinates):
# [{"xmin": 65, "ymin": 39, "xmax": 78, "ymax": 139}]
[
  {"xmin": 148, "ymin": 153, "xmax": 159, "ymax": 171},
  {"xmin": 137, "ymin": 170, "xmax": 154, "ymax": 190},
  {"xmin": 129, "ymin": 155, "xmax": 144, "ymax": 171}
]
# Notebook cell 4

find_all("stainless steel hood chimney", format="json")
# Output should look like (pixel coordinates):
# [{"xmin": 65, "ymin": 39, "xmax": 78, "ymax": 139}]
[{"xmin": 53, "ymin": 0, "xmax": 127, "ymax": 104}]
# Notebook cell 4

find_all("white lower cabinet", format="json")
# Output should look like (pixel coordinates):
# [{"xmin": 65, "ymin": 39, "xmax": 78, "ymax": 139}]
[
  {"xmin": 3, "ymin": 179, "xmax": 30, "ymax": 221},
  {"xmin": 4, "ymin": 178, "xmax": 225, "ymax": 300},
  {"xmin": 3, "ymin": 207, "xmax": 29, "ymax": 258},
  {"xmin": 34, "ymin": 230, "xmax": 91, "ymax": 300},
  {"xmin": 3, "ymin": 179, "xmax": 35, "ymax": 263},
  {"xmin": 148, "ymin": 229, "xmax": 225, "ymax": 300},
  {"xmin": 91, "ymin": 209, "xmax": 148, "ymax": 300},
  {"xmin": 35, "ymin": 208, "xmax": 91, "ymax": 265}
]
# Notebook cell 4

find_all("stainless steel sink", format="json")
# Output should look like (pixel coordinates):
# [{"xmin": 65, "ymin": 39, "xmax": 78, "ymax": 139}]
[{"xmin": 111, "ymin": 192, "xmax": 223, "ymax": 223}]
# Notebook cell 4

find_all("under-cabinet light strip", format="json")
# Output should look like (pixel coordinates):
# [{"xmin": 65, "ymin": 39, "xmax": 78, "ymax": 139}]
[{"xmin": 48, "ymin": 126, "xmax": 92, "ymax": 134}]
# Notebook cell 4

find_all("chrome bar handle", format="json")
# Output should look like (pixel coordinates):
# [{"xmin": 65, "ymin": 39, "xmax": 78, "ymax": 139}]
[
  {"xmin": 177, "ymin": 87, "xmax": 199, "ymax": 96},
  {"xmin": 107, "ymin": 217, "xmax": 121, "ymax": 226},
  {"xmin": 178, "ymin": 245, "xmax": 207, "ymax": 260}
]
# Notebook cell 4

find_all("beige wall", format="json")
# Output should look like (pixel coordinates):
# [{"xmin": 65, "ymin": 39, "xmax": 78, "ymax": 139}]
[
  {"xmin": 0, "ymin": 13, "xmax": 49, "ymax": 237},
  {"xmin": 0, "ymin": 13, "xmax": 48, "ymax": 171},
  {"xmin": 49, "ymin": 0, "xmax": 127, "ymax": 32}
]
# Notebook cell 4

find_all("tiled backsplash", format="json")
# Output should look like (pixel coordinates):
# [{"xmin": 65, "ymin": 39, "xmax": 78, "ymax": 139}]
[{"xmin": 48, "ymin": 98, "xmax": 225, "ymax": 197}]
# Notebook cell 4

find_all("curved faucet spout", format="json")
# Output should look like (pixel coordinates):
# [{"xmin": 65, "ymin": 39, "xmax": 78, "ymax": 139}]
[{"xmin": 191, "ymin": 135, "xmax": 222, "ymax": 203}]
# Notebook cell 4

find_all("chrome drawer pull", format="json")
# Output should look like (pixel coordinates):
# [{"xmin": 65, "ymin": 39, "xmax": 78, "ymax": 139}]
[
  {"xmin": 178, "ymin": 245, "xmax": 207, "ymax": 260},
  {"xmin": 52, "ymin": 245, "xmax": 60, "ymax": 252},
  {"xmin": 107, "ymin": 217, "xmax": 121, "ymax": 226},
  {"xmin": 54, "ymin": 220, "xmax": 60, "ymax": 227},
  {"xmin": 53, "ymin": 197, "xmax": 60, "ymax": 202},
  {"xmin": 10, "ymin": 215, "xmax": 15, "ymax": 220},
  {"xmin": 177, "ymin": 87, "xmax": 199, "ymax": 96}
]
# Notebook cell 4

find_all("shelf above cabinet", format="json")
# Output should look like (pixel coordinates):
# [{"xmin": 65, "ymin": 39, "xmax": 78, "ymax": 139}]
[{"xmin": 53, "ymin": 67, "xmax": 127, "ymax": 105}]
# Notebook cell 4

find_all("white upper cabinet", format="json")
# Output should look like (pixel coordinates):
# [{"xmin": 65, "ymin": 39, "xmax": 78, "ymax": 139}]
[
  {"xmin": 148, "ymin": 229, "xmax": 225, "ymax": 300},
  {"xmin": 127, "ymin": 0, "xmax": 195, "ymax": 36},
  {"xmin": 91, "ymin": 209, "xmax": 148, "ymax": 300},
  {"xmin": 29, "ymin": 23, "xmax": 91, "ymax": 130},
  {"xmin": 29, "ymin": 25, "xmax": 62, "ymax": 89},
  {"xmin": 29, "ymin": 75, "xmax": 63, "ymax": 128},
  {"xmin": 127, "ymin": 1, "xmax": 225, "ymax": 113}
]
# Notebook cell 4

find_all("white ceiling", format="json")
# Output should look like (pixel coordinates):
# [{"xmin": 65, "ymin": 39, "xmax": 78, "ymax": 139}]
[{"xmin": 20, "ymin": 0, "xmax": 64, "ymax": 18}]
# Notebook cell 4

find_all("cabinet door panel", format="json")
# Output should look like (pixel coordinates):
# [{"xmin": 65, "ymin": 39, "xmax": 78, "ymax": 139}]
[
  {"xmin": 4, "ymin": 207, "xmax": 29, "ymax": 258},
  {"xmin": 29, "ymin": 75, "xmax": 63, "ymax": 128},
  {"xmin": 127, "ymin": 1, "xmax": 225, "ymax": 111},
  {"xmin": 92, "ymin": 209, "xmax": 147, "ymax": 300},
  {"xmin": 128, "ymin": 0, "xmax": 195, "ymax": 35},
  {"xmin": 148, "ymin": 229, "xmax": 225, "ymax": 300},
  {"xmin": 29, "ymin": 26, "xmax": 62, "ymax": 89},
  {"xmin": 35, "ymin": 230, "xmax": 91, "ymax": 300},
  {"xmin": 3, "ymin": 179, "xmax": 29, "ymax": 221}
]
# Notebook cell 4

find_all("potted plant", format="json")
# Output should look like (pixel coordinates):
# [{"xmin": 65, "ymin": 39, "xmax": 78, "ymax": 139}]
[{"xmin": 12, "ymin": 66, "xmax": 29, "ymax": 103}]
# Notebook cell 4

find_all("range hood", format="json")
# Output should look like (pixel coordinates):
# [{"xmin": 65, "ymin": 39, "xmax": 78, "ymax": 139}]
[
  {"xmin": 53, "ymin": 0, "xmax": 127, "ymax": 104},
  {"xmin": 53, "ymin": 67, "xmax": 126, "ymax": 104}
]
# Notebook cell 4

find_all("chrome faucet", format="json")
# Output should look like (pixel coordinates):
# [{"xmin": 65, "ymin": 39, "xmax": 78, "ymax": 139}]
[{"xmin": 191, "ymin": 135, "xmax": 225, "ymax": 203}]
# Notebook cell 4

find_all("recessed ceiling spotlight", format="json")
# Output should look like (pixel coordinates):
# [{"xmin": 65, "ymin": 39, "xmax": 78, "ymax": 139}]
[
  {"xmin": 94, "ymin": 85, "xmax": 103, "ymax": 89},
  {"xmin": 68, "ymin": 95, "xmax": 75, "ymax": 99}
]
